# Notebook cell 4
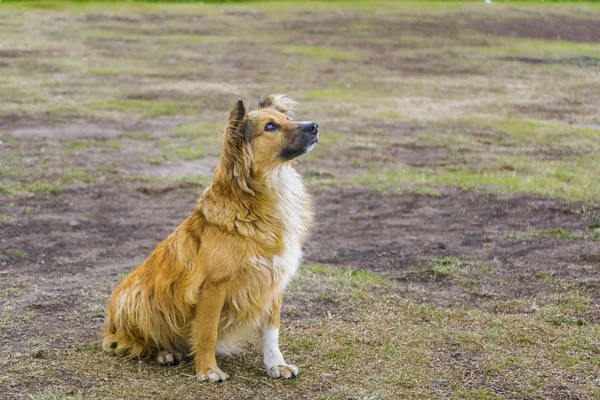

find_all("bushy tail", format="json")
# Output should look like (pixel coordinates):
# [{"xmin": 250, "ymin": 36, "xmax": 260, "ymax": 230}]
[{"xmin": 101, "ymin": 329, "xmax": 151, "ymax": 359}]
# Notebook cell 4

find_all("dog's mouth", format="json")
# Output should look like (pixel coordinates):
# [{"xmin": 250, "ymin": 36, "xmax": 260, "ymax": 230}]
[
  {"xmin": 279, "ymin": 124, "xmax": 319, "ymax": 160},
  {"xmin": 305, "ymin": 134, "xmax": 319, "ymax": 152}
]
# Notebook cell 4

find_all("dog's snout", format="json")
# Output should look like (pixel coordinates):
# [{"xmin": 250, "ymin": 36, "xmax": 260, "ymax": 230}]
[{"xmin": 305, "ymin": 122, "xmax": 319, "ymax": 135}]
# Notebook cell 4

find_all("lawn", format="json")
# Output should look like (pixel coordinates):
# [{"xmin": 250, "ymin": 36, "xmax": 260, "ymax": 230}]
[{"xmin": 1, "ymin": 1, "xmax": 600, "ymax": 399}]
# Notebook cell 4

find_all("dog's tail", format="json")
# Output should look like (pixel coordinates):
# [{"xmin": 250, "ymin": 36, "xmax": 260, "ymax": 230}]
[
  {"xmin": 102, "ymin": 280, "xmax": 153, "ymax": 359},
  {"xmin": 101, "ymin": 330, "xmax": 150, "ymax": 359}
]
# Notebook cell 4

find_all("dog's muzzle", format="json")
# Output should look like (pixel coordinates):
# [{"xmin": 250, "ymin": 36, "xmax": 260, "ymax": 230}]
[{"xmin": 300, "ymin": 122, "xmax": 319, "ymax": 148}]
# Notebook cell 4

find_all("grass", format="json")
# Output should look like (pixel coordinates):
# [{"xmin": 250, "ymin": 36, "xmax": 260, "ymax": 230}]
[
  {"xmin": 2, "ymin": 1, "xmax": 600, "ymax": 399},
  {"xmin": 506, "ymin": 228, "xmax": 600, "ymax": 241},
  {"xmin": 64, "ymin": 140, "xmax": 91, "ymax": 154},
  {"xmin": 30, "ymin": 391, "xmax": 81, "ymax": 400},
  {"xmin": 343, "ymin": 153, "xmax": 600, "ymax": 204},
  {"xmin": 281, "ymin": 45, "xmax": 363, "ymax": 60},
  {"xmin": 13, "ymin": 263, "xmax": 600, "ymax": 399},
  {"xmin": 88, "ymin": 99, "xmax": 199, "ymax": 118},
  {"xmin": 416, "ymin": 256, "xmax": 463, "ymax": 280}
]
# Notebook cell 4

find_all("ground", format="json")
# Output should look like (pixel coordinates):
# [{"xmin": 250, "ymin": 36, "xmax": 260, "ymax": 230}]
[{"xmin": 1, "ymin": 1, "xmax": 600, "ymax": 399}]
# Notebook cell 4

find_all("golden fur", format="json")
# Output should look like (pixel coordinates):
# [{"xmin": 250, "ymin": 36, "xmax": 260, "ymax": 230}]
[{"xmin": 102, "ymin": 95, "xmax": 318, "ymax": 382}]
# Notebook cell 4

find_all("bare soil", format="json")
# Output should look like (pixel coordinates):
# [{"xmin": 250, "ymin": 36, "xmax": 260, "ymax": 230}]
[
  {"xmin": 2, "ymin": 3, "xmax": 600, "ymax": 398},
  {"xmin": 2, "ymin": 183, "xmax": 599, "ymax": 373},
  {"xmin": 468, "ymin": 15, "xmax": 600, "ymax": 43}
]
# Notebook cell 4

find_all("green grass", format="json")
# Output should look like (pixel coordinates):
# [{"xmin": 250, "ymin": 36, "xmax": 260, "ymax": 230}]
[
  {"xmin": 281, "ymin": 45, "xmax": 362, "ymax": 60},
  {"xmin": 464, "ymin": 117, "xmax": 600, "ymax": 152},
  {"xmin": 5, "ymin": 249, "xmax": 27, "ymax": 258},
  {"xmin": 342, "ymin": 151, "xmax": 600, "ymax": 204},
  {"xmin": 2, "ymin": 2, "xmax": 600, "ymax": 398},
  {"xmin": 64, "ymin": 140, "xmax": 91, "ymax": 153},
  {"xmin": 89, "ymin": 100, "xmax": 199, "ymax": 118},
  {"xmin": 75, "ymin": 343, "xmax": 98, "ymax": 352},
  {"xmin": 30, "ymin": 391, "xmax": 81, "ymax": 400},
  {"xmin": 506, "ymin": 228, "xmax": 600, "ymax": 241},
  {"xmin": 1, "ymin": 288, "xmax": 24, "ymax": 297},
  {"xmin": 174, "ymin": 146, "xmax": 210, "ymax": 160},
  {"xmin": 28, "ymin": 183, "xmax": 63, "ymax": 195},
  {"xmin": 173, "ymin": 122, "xmax": 222, "ymax": 138},
  {"xmin": 303, "ymin": 263, "xmax": 389, "ymax": 287}
]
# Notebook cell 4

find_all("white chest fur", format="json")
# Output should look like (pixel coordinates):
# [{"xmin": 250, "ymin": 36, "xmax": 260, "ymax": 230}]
[{"xmin": 267, "ymin": 164, "xmax": 310, "ymax": 289}]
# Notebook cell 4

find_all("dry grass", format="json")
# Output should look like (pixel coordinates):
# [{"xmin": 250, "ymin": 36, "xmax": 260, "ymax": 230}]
[
  {"xmin": 2, "ymin": 1, "xmax": 600, "ymax": 399},
  {"xmin": 8, "ymin": 264, "xmax": 600, "ymax": 399}
]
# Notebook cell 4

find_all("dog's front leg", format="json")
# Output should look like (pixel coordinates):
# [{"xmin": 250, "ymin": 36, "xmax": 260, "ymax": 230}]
[
  {"xmin": 262, "ymin": 294, "xmax": 298, "ymax": 379},
  {"xmin": 192, "ymin": 283, "xmax": 228, "ymax": 383}
]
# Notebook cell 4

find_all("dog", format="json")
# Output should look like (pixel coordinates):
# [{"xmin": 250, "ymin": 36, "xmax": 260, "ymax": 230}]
[{"xmin": 102, "ymin": 95, "xmax": 318, "ymax": 382}]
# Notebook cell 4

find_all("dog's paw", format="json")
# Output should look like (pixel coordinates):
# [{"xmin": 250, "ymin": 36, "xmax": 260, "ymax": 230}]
[
  {"xmin": 196, "ymin": 366, "xmax": 229, "ymax": 383},
  {"xmin": 266, "ymin": 363, "xmax": 298, "ymax": 379},
  {"xmin": 155, "ymin": 351, "xmax": 183, "ymax": 366}
]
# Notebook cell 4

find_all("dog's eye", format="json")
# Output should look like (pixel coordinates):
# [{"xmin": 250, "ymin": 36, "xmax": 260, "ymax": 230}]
[{"xmin": 265, "ymin": 122, "xmax": 278, "ymax": 132}]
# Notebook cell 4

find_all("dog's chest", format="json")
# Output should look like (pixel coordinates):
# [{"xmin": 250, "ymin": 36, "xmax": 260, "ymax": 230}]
[
  {"xmin": 268, "ymin": 166, "xmax": 310, "ymax": 286},
  {"xmin": 236, "ymin": 167, "xmax": 309, "ymax": 294},
  {"xmin": 218, "ymin": 167, "xmax": 311, "ymax": 342}
]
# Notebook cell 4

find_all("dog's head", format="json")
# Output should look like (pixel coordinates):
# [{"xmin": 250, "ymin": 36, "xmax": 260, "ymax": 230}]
[{"xmin": 219, "ymin": 94, "xmax": 319, "ymax": 194}]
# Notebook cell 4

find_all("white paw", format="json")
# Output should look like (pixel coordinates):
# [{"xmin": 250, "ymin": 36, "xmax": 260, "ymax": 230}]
[
  {"xmin": 155, "ymin": 351, "xmax": 183, "ymax": 366},
  {"xmin": 266, "ymin": 363, "xmax": 298, "ymax": 379},
  {"xmin": 197, "ymin": 366, "xmax": 229, "ymax": 383}
]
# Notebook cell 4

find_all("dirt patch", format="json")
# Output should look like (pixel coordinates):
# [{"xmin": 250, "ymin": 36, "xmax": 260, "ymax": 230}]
[
  {"xmin": 282, "ymin": 13, "xmax": 484, "ymax": 76},
  {"xmin": 376, "ymin": 52, "xmax": 484, "ymax": 77},
  {"xmin": 2, "ymin": 185, "xmax": 598, "ymax": 337},
  {"xmin": 0, "ymin": 49, "xmax": 39, "ymax": 58},
  {"xmin": 514, "ymin": 84, "xmax": 600, "ymax": 124},
  {"xmin": 83, "ymin": 13, "xmax": 204, "ymax": 25},
  {"xmin": 468, "ymin": 16, "xmax": 600, "ymax": 43},
  {"xmin": 2, "ymin": 183, "xmax": 599, "ymax": 400},
  {"xmin": 223, "ymin": 10, "xmax": 264, "ymax": 20},
  {"xmin": 1, "ymin": 118, "xmax": 186, "ymax": 141},
  {"xmin": 2, "ymin": 4, "xmax": 600, "ymax": 397},
  {"xmin": 307, "ymin": 187, "xmax": 600, "ymax": 310},
  {"xmin": 500, "ymin": 56, "xmax": 600, "ymax": 67}
]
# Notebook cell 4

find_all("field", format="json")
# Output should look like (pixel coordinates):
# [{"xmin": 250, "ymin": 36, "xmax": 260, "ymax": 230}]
[{"xmin": 1, "ymin": 1, "xmax": 600, "ymax": 399}]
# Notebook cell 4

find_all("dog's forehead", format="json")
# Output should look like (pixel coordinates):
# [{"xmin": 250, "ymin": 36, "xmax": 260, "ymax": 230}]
[{"xmin": 249, "ymin": 108, "xmax": 287, "ymax": 120}]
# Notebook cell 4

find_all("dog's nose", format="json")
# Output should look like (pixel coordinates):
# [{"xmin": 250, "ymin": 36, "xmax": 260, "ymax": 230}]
[{"xmin": 306, "ymin": 122, "xmax": 319, "ymax": 135}]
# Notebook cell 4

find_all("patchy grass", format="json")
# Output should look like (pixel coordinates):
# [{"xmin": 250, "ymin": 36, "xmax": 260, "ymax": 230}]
[
  {"xmin": 345, "ymin": 154, "xmax": 600, "ymax": 204},
  {"xmin": 507, "ymin": 228, "xmax": 600, "ymax": 242},
  {"xmin": 64, "ymin": 140, "xmax": 92, "ymax": 154},
  {"xmin": 30, "ymin": 391, "xmax": 81, "ymax": 400},
  {"xmin": 414, "ymin": 256, "xmax": 464, "ymax": 281},
  {"xmin": 5, "ymin": 249, "xmax": 27, "ymax": 258},
  {"xmin": 8, "ymin": 264, "xmax": 600, "ymax": 399},
  {"xmin": 89, "ymin": 100, "xmax": 199, "ymax": 118},
  {"xmin": 2, "ymin": 2, "xmax": 600, "ymax": 399},
  {"xmin": 27, "ymin": 183, "xmax": 63, "ymax": 195},
  {"xmin": 173, "ymin": 122, "xmax": 222, "ymax": 138},
  {"xmin": 281, "ymin": 45, "xmax": 362, "ymax": 60}
]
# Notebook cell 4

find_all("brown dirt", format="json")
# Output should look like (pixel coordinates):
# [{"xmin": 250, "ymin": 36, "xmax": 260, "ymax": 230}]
[
  {"xmin": 308, "ymin": 187, "xmax": 600, "ymax": 312},
  {"xmin": 467, "ymin": 16, "xmax": 600, "ymax": 43},
  {"xmin": 2, "ymin": 4, "xmax": 600, "ymax": 398},
  {"xmin": 2, "ymin": 184, "xmax": 599, "ymax": 361}
]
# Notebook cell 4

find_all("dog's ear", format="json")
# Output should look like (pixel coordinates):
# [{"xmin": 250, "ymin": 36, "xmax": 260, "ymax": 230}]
[
  {"xmin": 259, "ymin": 94, "xmax": 297, "ymax": 119},
  {"xmin": 223, "ymin": 100, "xmax": 254, "ymax": 195}
]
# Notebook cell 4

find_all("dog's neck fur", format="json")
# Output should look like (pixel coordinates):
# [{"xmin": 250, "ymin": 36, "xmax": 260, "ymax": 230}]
[{"xmin": 196, "ymin": 161, "xmax": 313, "ymax": 252}]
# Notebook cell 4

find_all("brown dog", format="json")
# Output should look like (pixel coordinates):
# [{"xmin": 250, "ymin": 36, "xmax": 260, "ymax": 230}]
[{"xmin": 102, "ymin": 95, "xmax": 318, "ymax": 382}]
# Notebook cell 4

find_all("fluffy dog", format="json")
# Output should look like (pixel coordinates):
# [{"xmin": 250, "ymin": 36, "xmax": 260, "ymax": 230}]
[{"xmin": 102, "ymin": 95, "xmax": 318, "ymax": 382}]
